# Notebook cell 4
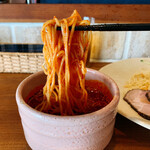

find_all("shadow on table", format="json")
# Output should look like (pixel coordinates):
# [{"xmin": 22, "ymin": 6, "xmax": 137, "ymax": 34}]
[{"xmin": 105, "ymin": 113, "xmax": 150, "ymax": 149}]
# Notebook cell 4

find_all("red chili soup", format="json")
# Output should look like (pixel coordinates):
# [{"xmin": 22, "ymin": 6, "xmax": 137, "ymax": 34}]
[{"xmin": 26, "ymin": 80, "xmax": 113, "ymax": 115}]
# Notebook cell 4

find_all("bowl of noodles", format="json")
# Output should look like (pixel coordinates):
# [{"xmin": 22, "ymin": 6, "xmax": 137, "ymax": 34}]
[{"xmin": 16, "ymin": 10, "xmax": 120, "ymax": 150}]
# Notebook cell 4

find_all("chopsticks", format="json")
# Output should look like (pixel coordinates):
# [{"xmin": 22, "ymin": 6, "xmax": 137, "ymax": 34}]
[{"xmin": 57, "ymin": 23, "xmax": 150, "ymax": 31}]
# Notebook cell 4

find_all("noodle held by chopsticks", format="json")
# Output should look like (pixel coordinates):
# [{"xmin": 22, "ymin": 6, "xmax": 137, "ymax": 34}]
[{"xmin": 40, "ymin": 10, "xmax": 91, "ymax": 115}]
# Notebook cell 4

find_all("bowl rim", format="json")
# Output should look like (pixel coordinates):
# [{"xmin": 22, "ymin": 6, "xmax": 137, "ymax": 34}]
[{"xmin": 16, "ymin": 68, "xmax": 120, "ymax": 121}]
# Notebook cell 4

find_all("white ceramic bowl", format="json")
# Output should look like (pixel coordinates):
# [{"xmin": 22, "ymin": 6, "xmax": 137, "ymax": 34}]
[{"xmin": 16, "ymin": 68, "xmax": 119, "ymax": 150}]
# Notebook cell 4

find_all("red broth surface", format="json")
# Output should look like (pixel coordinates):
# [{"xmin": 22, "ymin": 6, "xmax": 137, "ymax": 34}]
[{"xmin": 26, "ymin": 80, "xmax": 113, "ymax": 115}]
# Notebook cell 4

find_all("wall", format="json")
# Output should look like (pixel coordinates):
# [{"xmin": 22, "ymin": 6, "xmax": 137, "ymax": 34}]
[{"xmin": 0, "ymin": 22, "xmax": 150, "ymax": 62}]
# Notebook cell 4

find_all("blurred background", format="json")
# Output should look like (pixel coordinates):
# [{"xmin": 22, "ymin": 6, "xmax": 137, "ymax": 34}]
[{"xmin": 0, "ymin": 1, "xmax": 150, "ymax": 73}]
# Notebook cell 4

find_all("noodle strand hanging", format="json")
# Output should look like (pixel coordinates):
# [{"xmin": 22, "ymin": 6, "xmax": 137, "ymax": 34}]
[{"xmin": 40, "ymin": 10, "xmax": 91, "ymax": 115}]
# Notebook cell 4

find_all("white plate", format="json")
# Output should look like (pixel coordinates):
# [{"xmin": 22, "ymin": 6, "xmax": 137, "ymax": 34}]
[{"xmin": 100, "ymin": 58, "xmax": 150, "ymax": 129}]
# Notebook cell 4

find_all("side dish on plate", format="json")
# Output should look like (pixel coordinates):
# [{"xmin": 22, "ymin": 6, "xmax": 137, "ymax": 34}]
[
  {"xmin": 123, "ymin": 89, "xmax": 150, "ymax": 120},
  {"xmin": 123, "ymin": 72, "xmax": 150, "ymax": 120},
  {"xmin": 100, "ymin": 58, "xmax": 150, "ymax": 129}
]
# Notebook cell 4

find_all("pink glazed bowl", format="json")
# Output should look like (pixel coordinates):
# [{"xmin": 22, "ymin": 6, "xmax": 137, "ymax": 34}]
[{"xmin": 16, "ymin": 68, "xmax": 119, "ymax": 150}]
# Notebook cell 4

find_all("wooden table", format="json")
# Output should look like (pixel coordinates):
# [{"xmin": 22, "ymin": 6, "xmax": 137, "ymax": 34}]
[
  {"xmin": 0, "ymin": 62, "xmax": 150, "ymax": 150},
  {"xmin": 1, "ymin": 4, "xmax": 150, "ymax": 23}
]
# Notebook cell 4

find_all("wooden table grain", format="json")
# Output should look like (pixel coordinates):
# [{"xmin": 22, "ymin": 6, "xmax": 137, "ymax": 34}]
[
  {"xmin": 0, "ymin": 62, "xmax": 150, "ymax": 150},
  {"xmin": 1, "ymin": 4, "xmax": 150, "ymax": 23}
]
